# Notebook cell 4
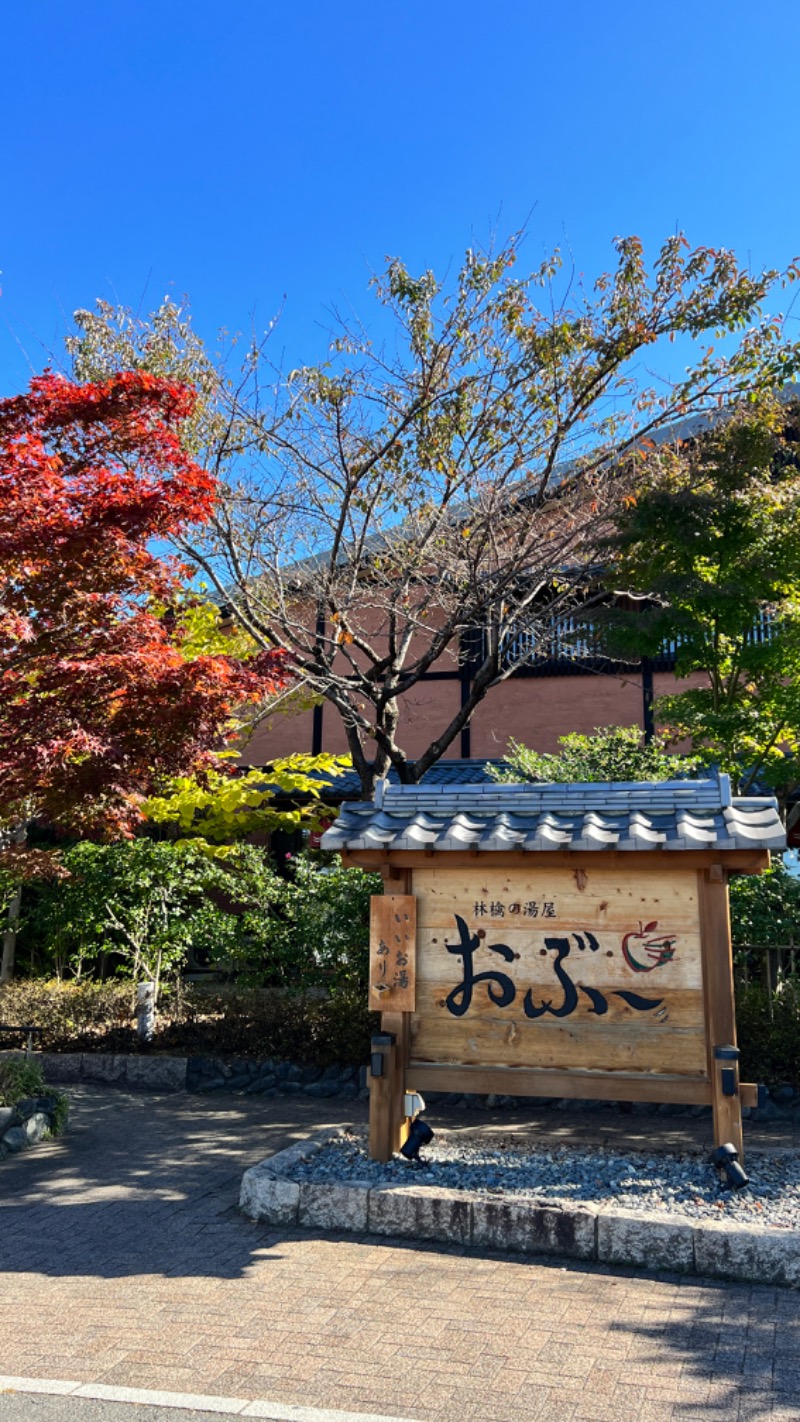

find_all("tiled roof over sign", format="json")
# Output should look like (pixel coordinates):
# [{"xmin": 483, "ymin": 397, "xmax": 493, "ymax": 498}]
[{"xmin": 320, "ymin": 774, "xmax": 786, "ymax": 854}]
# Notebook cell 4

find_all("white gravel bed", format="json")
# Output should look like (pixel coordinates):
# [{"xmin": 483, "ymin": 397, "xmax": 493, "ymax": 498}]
[{"xmin": 291, "ymin": 1130, "xmax": 800, "ymax": 1229}]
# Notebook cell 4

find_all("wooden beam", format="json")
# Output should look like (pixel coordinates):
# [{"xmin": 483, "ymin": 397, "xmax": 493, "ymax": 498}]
[
  {"xmin": 367, "ymin": 867, "xmax": 414, "ymax": 1161},
  {"xmin": 382, "ymin": 1010, "xmax": 411, "ymax": 1155},
  {"xmin": 343, "ymin": 848, "xmax": 771, "ymax": 875},
  {"xmin": 405, "ymin": 1063, "xmax": 713, "ymax": 1105}
]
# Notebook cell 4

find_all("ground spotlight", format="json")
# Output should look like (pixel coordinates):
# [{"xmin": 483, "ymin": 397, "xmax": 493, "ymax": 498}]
[
  {"xmin": 711, "ymin": 1142, "xmax": 749, "ymax": 1191},
  {"xmin": 400, "ymin": 1117, "xmax": 434, "ymax": 1162}
]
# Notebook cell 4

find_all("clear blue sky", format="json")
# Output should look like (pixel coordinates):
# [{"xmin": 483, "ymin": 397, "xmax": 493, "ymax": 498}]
[{"xmin": 2, "ymin": 0, "xmax": 799, "ymax": 392}]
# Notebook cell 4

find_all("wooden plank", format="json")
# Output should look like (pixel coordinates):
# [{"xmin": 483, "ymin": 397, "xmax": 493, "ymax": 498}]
[
  {"xmin": 381, "ymin": 866, "xmax": 412, "ymax": 896},
  {"xmin": 369, "ymin": 895, "xmax": 416, "ymax": 1011},
  {"xmin": 345, "ymin": 848, "xmax": 771, "ymax": 874},
  {"xmin": 698, "ymin": 869, "xmax": 744, "ymax": 1159},
  {"xmin": 405, "ymin": 1062, "xmax": 713, "ymax": 1105},
  {"xmin": 740, "ymin": 1083, "xmax": 759, "ymax": 1109},
  {"xmin": 409, "ymin": 1012, "xmax": 708, "ymax": 1076},
  {"xmin": 413, "ymin": 979, "xmax": 703, "ymax": 1024},
  {"xmin": 413, "ymin": 862, "xmax": 702, "ymax": 926}
]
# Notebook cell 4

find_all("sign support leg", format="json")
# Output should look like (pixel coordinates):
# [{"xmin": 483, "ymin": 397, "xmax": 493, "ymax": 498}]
[
  {"xmin": 699, "ymin": 868, "xmax": 744, "ymax": 1162},
  {"xmin": 368, "ymin": 1032, "xmax": 396, "ymax": 1163}
]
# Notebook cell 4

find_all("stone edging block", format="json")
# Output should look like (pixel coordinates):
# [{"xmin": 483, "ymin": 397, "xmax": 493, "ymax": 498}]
[
  {"xmin": 471, "ymin": 1196, "xmax": 597, "ymax": 1259},
  {"xmin": 693, "ymin": 1219, "xmax": 800, "ymax": 1289},
  {"xmin": 368, "ymin": 1184, "xmax": 472, "ymax": 1245},
  {"xmin": 34, "ymin": 1052, "xmax": 188, "ymax": 1092},
  {"xmin": 239, "ymin": 1133, "xmax": 800, "ymax": 1289}
]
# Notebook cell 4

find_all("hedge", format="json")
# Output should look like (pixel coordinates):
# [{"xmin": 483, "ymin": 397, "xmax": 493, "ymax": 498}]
[{"xmin": 0, "ymin": 979, "xmax": 376, "ymax": 1068}]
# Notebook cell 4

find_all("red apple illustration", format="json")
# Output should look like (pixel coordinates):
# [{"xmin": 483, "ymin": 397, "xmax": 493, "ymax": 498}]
[{"xmin": 621, "ymin": 920, "xmax": 677, "ymax": 973}]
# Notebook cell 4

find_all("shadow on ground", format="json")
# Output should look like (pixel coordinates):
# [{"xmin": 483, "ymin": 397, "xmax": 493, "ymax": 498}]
[{"xmin": 0, "ymin": 1084, "xmax": 363, "ymax": 1281}]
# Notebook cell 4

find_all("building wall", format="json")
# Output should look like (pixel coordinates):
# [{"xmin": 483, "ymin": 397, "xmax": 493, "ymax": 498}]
[
  {"xmin": 240, "ymin": 667, "xmax": 712, "ymax": 765},
  {"xmin": 469, "ymin": 671, "xmax": 647, "ymax": 756}
]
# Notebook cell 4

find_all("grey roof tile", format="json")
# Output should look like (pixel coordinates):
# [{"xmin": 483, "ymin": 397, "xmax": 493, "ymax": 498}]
[{"xmin": 321, "ymin": 774, "xmax": 785, "ymax": 854}]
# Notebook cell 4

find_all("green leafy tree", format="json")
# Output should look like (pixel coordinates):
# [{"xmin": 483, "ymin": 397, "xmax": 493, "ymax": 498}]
[
  {"xmin": 273, "ymin": 853, "xmax": 382, "ymax": 994},
  {"xmin": 729, "ymin": 859, "xmax": 800, "ymax": 947},
  {"xmin": 24, "ymin": 840, "xmax": 285, "ymax": 996},
  {"xmin": 65, "ymin": 236, "xmax": 800, "ymax": 798},
  {"xmin": 600, "ymin": 398, "xmax": 800, "ymax": 804},
  {"xmin": 489, "ymin": 725, "xmax": 700, "ymax": 784}
]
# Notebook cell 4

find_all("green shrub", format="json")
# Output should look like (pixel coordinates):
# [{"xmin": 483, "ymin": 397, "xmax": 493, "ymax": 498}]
[
  {"xmin": 17, "ymin": 843, "xmax": 379, "ymax": 997},
  {"xmin": 0, "ymin": 979, "xmax": 137, "ymax": 1048},
  {"xmin": 730, "ymin": 859, "xmax": 800, "ymax": 948},
  {"xmin": 0, "ymin": 1055, "xmax": 68, "ymax": 1132},
  {"xmin": 272, "ymin": 853, "xmax": 381, "ymax": 993},
  {"xmin": 0, "ymin": 979, "xmax": 375, "ymax": 1067},
  {"xmin": 0, "ymin": 1055, "xmax": 46, "ymax": 1106},
  {"xmin": 736, "ymin": 980, "xmax": 800, "ymax": 1087},
  {"xmin": 489, "ymin": 726, "xmax": 701, "ymax": 784}
]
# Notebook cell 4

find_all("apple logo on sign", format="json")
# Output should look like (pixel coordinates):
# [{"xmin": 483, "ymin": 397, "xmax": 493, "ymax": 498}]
[{"xmin": 621, "ymin": 921, "xmax": 677, "ymax": 973}]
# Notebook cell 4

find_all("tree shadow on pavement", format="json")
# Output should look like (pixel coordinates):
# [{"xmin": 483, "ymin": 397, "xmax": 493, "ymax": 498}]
[
  {"xmin": 0, "ymin": 1084, "xmax": 362, "ymax": 1281},
  {"xmin": 607, "ymin": 1276, "xmax": 800, "ymax": 1421}
]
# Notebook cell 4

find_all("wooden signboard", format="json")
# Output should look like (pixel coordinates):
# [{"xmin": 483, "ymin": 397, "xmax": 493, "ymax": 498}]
[
  {"xmin": 359, "ymin": 857, "xmax": 762, "ymax": 1163},
  {"xmin": 369, "ymin": 894, "xmax": 416, "ymax": 1012},
  {"xmin": 410, "ymin": 864, "xmax": 704, "ymax": 1078}
]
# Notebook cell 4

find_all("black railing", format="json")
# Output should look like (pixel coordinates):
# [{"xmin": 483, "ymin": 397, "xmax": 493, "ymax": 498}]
[{"xmin": 495, "ymin": 607, "xmax": 779, "ymax": 676}]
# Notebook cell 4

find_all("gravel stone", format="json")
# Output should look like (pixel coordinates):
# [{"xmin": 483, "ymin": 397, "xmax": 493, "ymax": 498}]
[{"xmin": 289, "ymin": 1130, "xmax": 800, "ymax": 1231}]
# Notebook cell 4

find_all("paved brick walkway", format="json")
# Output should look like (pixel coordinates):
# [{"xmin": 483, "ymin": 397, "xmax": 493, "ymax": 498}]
[{"xmin": 1, "ymin": 1086, "xmax": 798, "ymax": 1422}]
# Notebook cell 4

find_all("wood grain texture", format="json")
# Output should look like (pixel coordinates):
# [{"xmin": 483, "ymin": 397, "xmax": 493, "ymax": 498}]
[
  {"xmin": 369, "ymin": 895, "xmax": 416, "ymax": 1011},
  {"xmin": 409, "ymin": 865, "xmax": 707, "ymax": 1079},
  {"xmin": 410, "ymin": 1011, "xmax": 707, "ymax": 1076},
  {"xmin": 405, "ymin": 1063, "xmax": 714, "ymax": 1105}
]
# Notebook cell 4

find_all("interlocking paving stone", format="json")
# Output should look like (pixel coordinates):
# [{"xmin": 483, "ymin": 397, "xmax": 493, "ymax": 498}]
[{"xmin": 0, "ymin": 1086, "xmax": 798, "ymax": 1422}]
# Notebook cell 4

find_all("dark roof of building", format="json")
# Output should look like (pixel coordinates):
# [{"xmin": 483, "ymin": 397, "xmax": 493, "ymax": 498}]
[
  {"xmin": 320, "ymin": 773, "xmax": 785, "ymax": 853},
  {"xmin": 319, "ymin": 758, "xmax": 507, "ymax": 801}
]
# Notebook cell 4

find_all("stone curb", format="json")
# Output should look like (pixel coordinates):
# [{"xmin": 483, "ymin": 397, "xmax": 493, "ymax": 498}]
[
  {"xmin": 31, "ymin": 1052, "xmax": 189, "ymax": 1093},
  {"xmin": 239, "ymin": 1134, "xmax": 800, "ymax": 1289},
  {"xmin": 14, "ymin": 1051, "xmax": 366, "ymax": 1100}
]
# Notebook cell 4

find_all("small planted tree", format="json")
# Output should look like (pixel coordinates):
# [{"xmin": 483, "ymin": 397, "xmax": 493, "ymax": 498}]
[
  {"xmin": 0, "ymin": 369, "xmax": 295, "ymax": 990},
  {"xmin": 489, "ymin": 725, "xmax": 700, "ymax": 784}
]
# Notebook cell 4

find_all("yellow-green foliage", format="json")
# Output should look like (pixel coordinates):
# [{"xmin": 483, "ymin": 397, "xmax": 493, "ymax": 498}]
[{"xmin": 143, "ymin": 753, "xmax": 351, "ymax": 845}]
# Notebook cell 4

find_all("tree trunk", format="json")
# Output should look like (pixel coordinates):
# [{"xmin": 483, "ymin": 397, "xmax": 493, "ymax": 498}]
[
  {"xmin": 0, "ymin": 885, "xmax": 22, "ymax": 985},
  {"xmin": 136, "ymin": 981, "xmax": 156, "ymax": 1043}
]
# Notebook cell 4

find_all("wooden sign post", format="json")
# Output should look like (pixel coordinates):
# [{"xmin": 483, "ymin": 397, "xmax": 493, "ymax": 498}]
[{"xmin": 323, "ymin": 776, "xmax": 784, "ymax": 1163}]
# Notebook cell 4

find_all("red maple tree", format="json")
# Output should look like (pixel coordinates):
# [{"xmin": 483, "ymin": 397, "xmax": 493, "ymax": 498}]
[{"xmin": 0, "ymin": 370, "xmax": 289, "ymax": 838}]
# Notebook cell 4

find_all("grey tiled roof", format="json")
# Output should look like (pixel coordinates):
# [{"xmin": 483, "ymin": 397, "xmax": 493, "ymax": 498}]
[{"xmin": 320, "ymin": 775, "xmax": 786, "ymax": 853}]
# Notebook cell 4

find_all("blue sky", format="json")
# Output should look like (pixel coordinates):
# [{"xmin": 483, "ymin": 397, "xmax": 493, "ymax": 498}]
[{"xmin": 2, "ymin": 0, "xmax": 799, "ymax": 392}]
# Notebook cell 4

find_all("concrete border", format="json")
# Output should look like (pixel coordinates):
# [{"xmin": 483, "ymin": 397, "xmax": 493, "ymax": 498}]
[
  {"xmin": 240, "ymin": 1131, "xmax": 800, "ymax": 1289},
  {"xmin": 0, "ymin": 1374, "xmax": 422, "ymax": 1421}
]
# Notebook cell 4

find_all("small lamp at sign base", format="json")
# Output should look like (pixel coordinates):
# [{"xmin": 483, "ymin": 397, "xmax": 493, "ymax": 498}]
[
  {"xmin": 711, "ymin": 1142, "xmax": 749, "ymax": 1191},
  {"xmin": 400, "ymin": 1117, "xmax": 434, "ymax": 1162}
]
